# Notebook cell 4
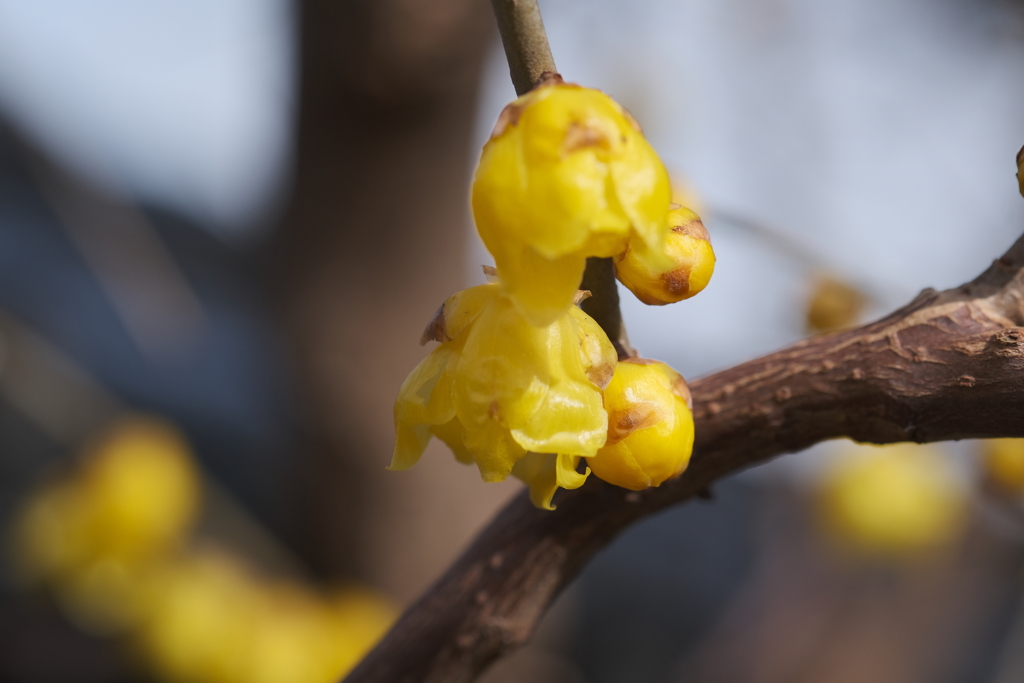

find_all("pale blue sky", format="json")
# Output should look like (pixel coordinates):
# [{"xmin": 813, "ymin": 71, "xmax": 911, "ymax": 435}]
[{"xmin": 0, "ymin": 0, "xmax": 294, "ymax": 234}]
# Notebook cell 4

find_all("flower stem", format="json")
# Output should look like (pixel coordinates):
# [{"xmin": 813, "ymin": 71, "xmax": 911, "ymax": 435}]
[{"xmin": 489, "ymin": 0, "xmax": 557, "ymax": 96}]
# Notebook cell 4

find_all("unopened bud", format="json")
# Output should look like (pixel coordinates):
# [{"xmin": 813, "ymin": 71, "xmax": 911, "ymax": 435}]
[
  {"xmin": 586, "ymin": 358, "xmax": 694, "ymax": 491},
  {"xmin": 614, "ymin": 207, "xmax": 715, "ymax": 306}
]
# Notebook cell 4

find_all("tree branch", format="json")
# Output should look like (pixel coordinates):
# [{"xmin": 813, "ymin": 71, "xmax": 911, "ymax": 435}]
[{"xmin": 344, "ymin": 231, "xmax": 1024, "ymax": 683}]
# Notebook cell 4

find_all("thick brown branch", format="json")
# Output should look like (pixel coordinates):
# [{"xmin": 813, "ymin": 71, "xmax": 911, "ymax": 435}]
[{"xmin": 344, "ymin": 232, "xmax": 1024, "ymax": 683}]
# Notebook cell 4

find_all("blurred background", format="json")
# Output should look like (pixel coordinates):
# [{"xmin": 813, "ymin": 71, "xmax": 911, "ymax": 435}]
[{"xmin": 1, "ymin": 0, "xmax": 1024, "ymax": 682}]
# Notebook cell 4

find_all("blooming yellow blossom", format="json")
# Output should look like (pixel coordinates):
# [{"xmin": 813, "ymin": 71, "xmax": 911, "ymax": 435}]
[
  {"xmin": 614, "ymin": 206, "xmax": 715, "ymax": 305},
  {"xmin": 472, "ymin": 81, "xmax": 674, "ymax": 325},
  {"xmin": 13, "ymin": 418, "xmax": 198, "ymax": 578},
  {"xmin": 586, "ymin": 358, "xmax": 694, "ymax": 491},
  {"xmin": 819, "ymin": 443, "xmax": 967, "ymax": 555},
  {"xmin": 391, "ymin": 282, "xmax": 616, "ymax": 488},
  {"xmin": 981, "ymin": 438, "xmax": 1024, "ymax": 493}
]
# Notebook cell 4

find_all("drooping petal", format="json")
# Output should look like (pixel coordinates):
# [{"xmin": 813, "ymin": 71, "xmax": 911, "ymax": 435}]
[
  {"xmin": 429, "ymin": 418, "xmax": 473, "ymax": 466},
  {"xmin": 390, "ymin": 344, "xmax": 458, "ymax": 470},
  {"xmin": 461, "ymin": 420, "xmax": 526, "ymax": 483},
  {"xmin": 555, "ymin": 454, "xmax": 589, "ymax": 491},
  {"xmin": 510, "ymin": 452, "xmax": 559, "ymax": 510},
  {"xmin": 511, "ymin": 453, "xmax": 590, "ymax": 510},
  {"xmin": 389, "ymin": 421, "xmax": 432, "ymax": 471}
]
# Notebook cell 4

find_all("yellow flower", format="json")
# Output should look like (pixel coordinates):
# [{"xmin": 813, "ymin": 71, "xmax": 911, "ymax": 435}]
[
  {"xmin": 819, "ymin": 443, "xmax": 967, "ymax": 555},
  {"xmin": 472, "ymin": 81, "xmax": 674, "ymax": 325},
  {"xmin": 981, "ymin": 438, "xmax": 1024, "ymax": 493},
  {"xmin": 586, "ymin": 358, "xmax": 694, "ymax": 491},
  {"xmin": 391, "ymin": 283, "xmax": 616, "ymax": 488},
  {"xmin": 614, "ymin": 206, "xmax": 715, "ymax": 306}
]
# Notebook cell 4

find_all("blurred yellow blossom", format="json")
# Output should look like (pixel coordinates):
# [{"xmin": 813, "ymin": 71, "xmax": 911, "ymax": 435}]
[
  {"xmin": 13, "ymin": 417, "xmax": 199, "ymax": 633},
  {"xmin": 586, "ymin": 359, "xmax": 694, "ymax": 491},
  {"xmin": 136, "ymin": 552, "xmax": 396, "ymax": 683},
  {"xmin": 805, "ymin": 275, "xmax": 866, "ymax": 332},
  {"xmin": 819, "ymin": 443, "xmax": 967, "ymax": 555},
  {"xmin": 15, "ymin": 417, "xmax": 199, "ymax": 581},
  {"xmin": 615, "ymin": 206, "xmax": 715, "ymax": 306},
  {"xmin": 12, "ymin": 415, "xmax": 397, "ymax": 683},
  {"xmin": 981, "ymin": 438, "xmax": 1024, "ymax": 493},
  {"xmin": 472, "ymin": 81, "xmax": 673, "ymax": 326},
  {"xmin": 391, "ymin": 283, "xmax": 616, "ymax": 488}
]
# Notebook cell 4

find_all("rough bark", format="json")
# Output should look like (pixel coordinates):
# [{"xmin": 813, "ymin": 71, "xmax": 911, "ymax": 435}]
[{"xmin": 343, "ymin": 231, "xmax": 1024, "ymax": 683}]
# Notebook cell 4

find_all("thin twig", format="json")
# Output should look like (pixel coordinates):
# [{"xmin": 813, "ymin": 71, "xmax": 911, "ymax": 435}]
[{"xmin": 489, "ymin": 0, "xmax": 557, "ymax": 96}]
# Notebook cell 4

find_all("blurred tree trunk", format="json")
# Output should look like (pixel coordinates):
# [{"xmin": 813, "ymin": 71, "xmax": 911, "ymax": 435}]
[{"xmin": 271, "ymin": 0, "xmax": 516, "ymax": 600}]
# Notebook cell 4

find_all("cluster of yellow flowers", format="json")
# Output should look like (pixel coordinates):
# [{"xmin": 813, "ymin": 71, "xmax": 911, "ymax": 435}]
[
  {"xmin": 392, "ymin": 80, "xmax": 716, "ymax": 507},
  {"xmin": 12, "ymin": 417, "xmax": 395, "ymax": 683}
]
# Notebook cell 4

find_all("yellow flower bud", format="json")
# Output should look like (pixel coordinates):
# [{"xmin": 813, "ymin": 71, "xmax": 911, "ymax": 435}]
[
  {"xmin": 981, "ymin": 438, "xmax": 1024, "ymax": 493},
  {"xmin": 392, "ymin": 283, "xmax": 617, "ymax": 487},
  {"xmin": 586, "ymin": 358, "xmax": 694, "ymax": 491},
  {"xmin": 819, "ymin": 444, "xmax": 967, "ymax": 555},
  {"xmin": 614, "ymin": 206, "xmax": 715, "ymax": 305},
  {"xmin": 472, "ymin": 81, "xmax": 674, "ymax": 325}
]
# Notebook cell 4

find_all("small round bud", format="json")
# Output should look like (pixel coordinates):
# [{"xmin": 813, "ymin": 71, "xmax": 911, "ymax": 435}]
[
  {"xmin": 614, "ymin": 207, "xmax": 715, "ymax": 306},
  {"xmin": 587, "ymin": 358, "xmax": 694, "ymax": 491}
]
